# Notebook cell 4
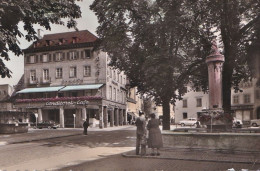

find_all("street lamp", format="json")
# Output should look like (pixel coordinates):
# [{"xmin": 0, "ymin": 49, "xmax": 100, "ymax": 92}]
[
  {"xmin": 73, "ymin": 114, "xmax": 76, "ymax": 128},
  {"xmin": 34, "ymin": 113, "xmax": 38, "ymax": 129}
]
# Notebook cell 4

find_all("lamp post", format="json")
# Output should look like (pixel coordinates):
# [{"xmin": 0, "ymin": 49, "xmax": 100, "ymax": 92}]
[
  {"xmin": 34, "ymin": 113, "xmax": 38, "ymax": 129},
  {"xmin": 73, "ymin": 114, "xmax": 76, "ymax": 128}
]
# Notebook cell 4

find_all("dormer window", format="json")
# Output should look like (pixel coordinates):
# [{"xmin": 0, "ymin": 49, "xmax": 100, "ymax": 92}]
[
  {"xmin": 59, "ymin": 38, "xmax": 64, "ymax": 45},
  {"xmin": 46, "ymin": 40, "xmax": 50, "ymax": 46},
  {"xmin": 72, "ymin": 37, "xmax": 78, "ymax": 44}
]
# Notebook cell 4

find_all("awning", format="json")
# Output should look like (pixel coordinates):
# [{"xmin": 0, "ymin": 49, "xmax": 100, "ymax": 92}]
[
  {"xmin": 60, "ymin": 84, "xmax": 103, "ymax": 91},
  {"xmin": 17, "ymin": 86, "xmax": 64, "ymax": 94}
]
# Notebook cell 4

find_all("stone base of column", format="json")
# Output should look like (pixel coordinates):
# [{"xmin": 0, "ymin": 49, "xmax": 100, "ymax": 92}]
[{"xmin": 199, "ymin": 109, "xmax": 232, "ymax": 132}]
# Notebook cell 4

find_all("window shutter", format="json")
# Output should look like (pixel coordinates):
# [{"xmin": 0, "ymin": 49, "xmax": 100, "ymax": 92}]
[
  {"xmin": 26, "ymin": 55, "xmax": 30, "ymax": 63},
  {"xmin": 67, "ymin": 52, "xmax": 70, "ymax": 60},
  {"xmin": 81, "ymin": 51, "xmax": 84, "ymax": 59},
  {"xmin": 62, "ymin": 52, "xmax": 65, "ymax": 61},
  {"xmin": 49, "ymin": 54, "xmax": 52, "ymax": 62},
  {"xmin": 53, "ymin": 53, "xmax": 56, "ymax": 61},
  {"xmin": 40, "ymin": 55, "xmax": 43, "ymax": 62}
]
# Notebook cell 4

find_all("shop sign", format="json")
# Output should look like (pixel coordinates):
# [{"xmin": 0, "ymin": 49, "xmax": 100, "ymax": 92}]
[{"xmin": 45, "ymin": 100, "xmax": 89, "ymax": 106}]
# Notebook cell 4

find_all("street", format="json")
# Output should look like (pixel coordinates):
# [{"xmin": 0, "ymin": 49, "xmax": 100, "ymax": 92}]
[{"xmin": 0, "ymin": 126, "xmax": 259, "ymax": 171}]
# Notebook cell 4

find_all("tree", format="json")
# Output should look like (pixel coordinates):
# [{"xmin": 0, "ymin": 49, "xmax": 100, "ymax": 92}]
[
  {"xmin": 91, "ymin": 0, "xmax": 212, "ymax": 130},
  {"xmin": 0, "ymin": 0, "xmax": 81, "ymax": 78},
  {"xmin": 187, "ymin": 0, "xmax": 260, "ymax": 112}
]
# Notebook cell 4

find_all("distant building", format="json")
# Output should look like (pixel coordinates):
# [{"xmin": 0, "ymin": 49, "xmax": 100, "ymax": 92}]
[
  {"xmin": 14, "ymin": 30, "xmax": 127, "ymax": 128},
  {"xmin": 175, "ymin": 87, "xmax": 208, "ymax": 123},
  {"xmin": 126, "ymin": 87, "xmax": 143, "ymax": 124},
  {"xmin": 0, "ymin": 84, "xmax": 14, "ymax": 112}
]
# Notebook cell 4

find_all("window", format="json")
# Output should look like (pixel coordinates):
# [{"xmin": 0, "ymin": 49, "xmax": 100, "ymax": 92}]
[
  {"xmin": 42, "ymin": 54, "xmax": 48, "ymax": 62},
  {"xmin": 56, "ymin": 52, "xmax": 63, "ymax": 61},
  {"xmin": 113, "ymin": 70, "xmax": 116, "ymax": 80},
  {"xmin": 233, "ymin": 95, "xmax": 239, "ymax": 104},
  {"xmin": 30, "ymin": 55, "xmax": 35, "ymax": 63},
  {"xmin": 70, "ymin": 51, "xmax": 76, "ymax": 60},
  {"xmin": 196, "ymin": 98, "xmax": 202, "ymax": 107},
  {"xmin": 256, "ymin": 90, "xmax": 260, "ymax": 100},
  {"xmin": 30, "ymin": 70, "xmax": 36, "ymax": 81},
  {"xmin": 58, "ymin": 92, "xmax": 64, "ymax": 97},
  {"xmin": 84, "ymin": 66, "xmax": 91, "ymax": 77},
  {"xmin": 43, "ymin": 69, "xmax": 49, "ymax": 81},
  {"xmin": 71, "ymin": 92, "xmax": 77, "ymax": 97},
  {"xmin": 183, "ymin": 113, "xmax": 187, "ymax": 119},
  {"xmin": 183, "ymin": 99, "xmax": 187, "ymax": 108},
  {"xmin": 109, "ymin": 86, "xmax": 112, "ymax": 99},
  {"xmin": 244, "ymin": 94, "xmax": 251, "ymax": 103},
  {"xmin": 56, "ymin": 68, "xmax": 62, "ymax": 79},
  {"xmin": 69, "ymin": 67, "xmax": 77, "ymax": 78},
  {"xmin": 85, "ymin": 49, "xmax": 91, "ymax": 58}
]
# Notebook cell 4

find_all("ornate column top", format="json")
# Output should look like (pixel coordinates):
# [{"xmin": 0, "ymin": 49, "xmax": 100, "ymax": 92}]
[{"xmin": 206, "ymin": 39, "xmax": 225, "ymax": 64}]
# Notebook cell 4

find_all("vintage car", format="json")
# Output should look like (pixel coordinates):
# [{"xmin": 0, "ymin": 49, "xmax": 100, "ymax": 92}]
[
  {"xmin": 232, "ymin": 118, "xmax": 243, "ymax": 128},
  {"xmin": 179, "ymin": 118, "xmax": 199, "ymax": 127},
  {"xmin": 32, "ymin": 121, "xmax": 60, "ymax": 129},
  {"xmin": 250, "ymin": 119, "xmax": 260, "ymax": 127}
]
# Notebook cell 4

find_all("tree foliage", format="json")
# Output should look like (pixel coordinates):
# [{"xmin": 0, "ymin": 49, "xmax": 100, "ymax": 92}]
[
  {"xmin": 91, "ymin": 0, "xmax": 259, "ymax": 129},
  {"xmin": 91, "ymin": 0, "xmax": 213, "ymax": 130},
  {"xmin": 0, "ymin": 0, "xmax": 81, "ymax": 78}
]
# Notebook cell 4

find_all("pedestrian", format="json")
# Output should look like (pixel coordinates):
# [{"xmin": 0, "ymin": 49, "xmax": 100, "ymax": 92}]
[
  {"xmin": 135, "ymin": 111, "xmax": 147, "ymax": 156},
  {"xmin": 83, "ymin": 119, "xmax": 89, "ymax": 135},
  {"xmin": 147, "ymin": 113, "xmax": 163, "ymax": 156}
]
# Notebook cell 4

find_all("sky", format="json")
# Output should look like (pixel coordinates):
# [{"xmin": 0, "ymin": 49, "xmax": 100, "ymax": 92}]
[{"xmin": 0, "ymin": 0, "xmax": 98, "ymax": 86}]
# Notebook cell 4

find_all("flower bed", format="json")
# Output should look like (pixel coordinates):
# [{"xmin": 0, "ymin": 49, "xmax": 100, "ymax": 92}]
[{"xmin": 15, "ymin": 96, "xmax": 102, "ymax": 103}]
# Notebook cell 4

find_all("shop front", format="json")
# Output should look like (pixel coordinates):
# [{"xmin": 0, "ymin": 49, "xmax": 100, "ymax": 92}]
[{"xmin": 15, "ymin": 97, "xmax": 127, "ymax": 128}]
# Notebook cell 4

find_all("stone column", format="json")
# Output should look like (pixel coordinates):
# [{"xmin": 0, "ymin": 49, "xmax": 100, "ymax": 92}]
[
  {"xmin": 115, "ymin": 108, "xmax": 119, "ymax": 126},
  {"xmin": 82, "ymin": 107, "xmax": 87, "ymax": 121},
  {"xmin": 103, "ymin": 106, "xmax": 108, "ymax": 128},
  {"xmin": 110, "ymin": 108, "xmax": 114, "ymax": 127},
  {"xmin": 206, "ymin": 41, "xmax": 225, "ymax": 110},
  {"xmin": 123, "ymin": 109, "xmax": 127, "ymax": 125},
  {"xmin": 37, "ymin": 108, "xmax": 43, "ymax": 123},
  {"xmin": 59, "ymin": 107, "xmax": 65, "ymax": 128},
  {"xmin": 99, "ymin": 105, "xmax": 104, "ymax": 129}
]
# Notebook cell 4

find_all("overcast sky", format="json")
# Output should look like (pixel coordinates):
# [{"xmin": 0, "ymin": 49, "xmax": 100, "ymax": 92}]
[{"xmin": 0, "ymin": 0, "xmax": 98, "ymax": 86}]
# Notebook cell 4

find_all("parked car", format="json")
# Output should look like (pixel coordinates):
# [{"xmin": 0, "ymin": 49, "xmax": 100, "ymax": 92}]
[
  {"xmin": 179, "ymin": 118, "xmax": 199, "ymax": 127},
  {"xmin": 36, "ymin": 121, "xmax": 60, "ymax": 129},
  {"xmin": 250, "ymin": 119, "xmax": 260, "ymax": 127},
  {"xmin": 232, "ymin": 118, "xmax": 243, "ymax": 128}
]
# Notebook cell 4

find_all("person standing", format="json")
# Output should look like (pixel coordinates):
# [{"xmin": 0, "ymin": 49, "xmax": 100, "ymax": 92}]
[
  {"xmin": 147, "ymin": 113, "xmax": 163, "ymax": 156},
  {"xmin": 83, "ymin": 119, "xmax": 89, "ymax": 135},
  {"xmin": 135, "ymin": 111, "xmax": 147, "ymax": 156}
]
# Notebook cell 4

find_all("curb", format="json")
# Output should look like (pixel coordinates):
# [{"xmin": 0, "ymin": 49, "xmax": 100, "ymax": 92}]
[
  {"xmin": 122, "ymin": 153, "xmax": 260, "ymax": 165},
  {"xmin": 8, "ymin": 133, "xmax": 83, "ymax": 145}
]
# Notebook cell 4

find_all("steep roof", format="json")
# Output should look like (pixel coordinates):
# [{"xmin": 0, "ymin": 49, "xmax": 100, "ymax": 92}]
[{"xmin": 26, "ymin": 30, "xmax": 99, "ymax": 50}]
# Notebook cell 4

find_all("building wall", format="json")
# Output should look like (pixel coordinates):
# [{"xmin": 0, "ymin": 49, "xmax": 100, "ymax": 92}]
[{"xmin": 175, "ymin": 88, "xmax": 209, "ymax": 123}]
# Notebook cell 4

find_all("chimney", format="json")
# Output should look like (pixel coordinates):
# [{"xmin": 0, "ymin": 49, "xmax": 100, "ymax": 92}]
[{"xmin": 37, "ymin": 29, "xmax": 43, "ymax": 39}]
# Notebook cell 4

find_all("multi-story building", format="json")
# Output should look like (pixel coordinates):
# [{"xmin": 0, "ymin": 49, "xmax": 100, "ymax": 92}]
[
  {"xmin": 126, "ymin": 87, "xmax": 143, "ymax": 124},
  {"xmin": 14, "ymin": 30, "xmax": 127, "ymax": 128},
  {"xmin": 0, "ymin": 84, "xmax": 14, "ymax": 112},
  {"xmin": 175, "ymin": 87, "xmax": 209, "ymax": 123}
]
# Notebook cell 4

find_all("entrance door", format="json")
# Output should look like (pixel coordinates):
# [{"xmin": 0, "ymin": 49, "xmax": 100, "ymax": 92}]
[
  {"xmin": 257, "ymin": 107, "xmax": 260, "ymax": 119},
  {"xmin": 48, "ymin": 109, "xmax": 60, "ymax": 123},
  {"xmin": 64, "ymin": 109, "xmax": 76, "ymax": 128}
]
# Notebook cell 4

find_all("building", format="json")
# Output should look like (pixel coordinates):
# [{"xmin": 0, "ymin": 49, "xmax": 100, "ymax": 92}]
[
  {"xmin": 126, "ymin": 87, "xmax": 143, "ymax": 124},
  {"xmin": 0, "ymin": 84, "xmax": 14, "ymax": 112},
  {"xmin": 14, "ymin": 30, "xmax": 127, "ymax": 128},
  {"xmin": 175, "ymin": 87, "xmax": 209, "ymax": 123}
]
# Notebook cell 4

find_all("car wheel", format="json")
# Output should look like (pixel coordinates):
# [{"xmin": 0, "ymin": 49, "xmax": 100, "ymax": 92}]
[
  {"xmin": 252, "ymin": 123, "xmax": 258, "ymax": 127},
  {"xmin": 48, "ymin": 126, "xmax": 51, "ymax": 129},
  {"xmin": 181, "ymin": 123, "xmax": 185, "ymax": 127}
]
